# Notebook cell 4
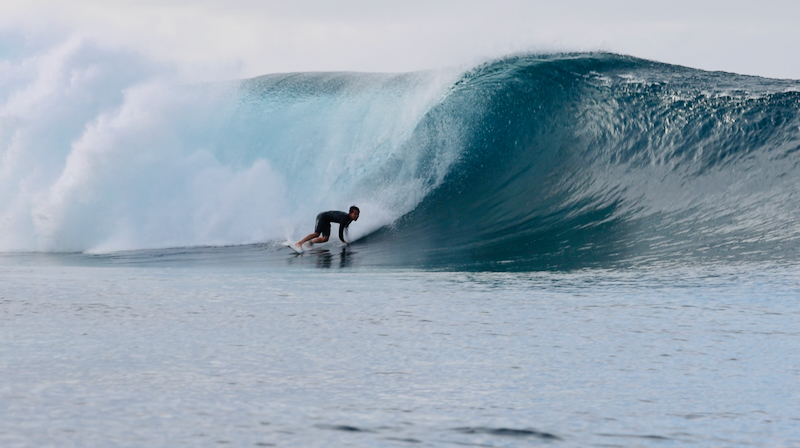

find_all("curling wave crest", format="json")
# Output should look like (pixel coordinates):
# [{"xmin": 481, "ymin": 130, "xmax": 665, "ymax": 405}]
[{"xmin": 3, "ymin": 44, "xmax": 800, "ymax": 270}]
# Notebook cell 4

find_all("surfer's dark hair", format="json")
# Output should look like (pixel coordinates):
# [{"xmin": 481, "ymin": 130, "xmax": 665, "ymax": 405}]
[{"xmin": 349, "ymin": 205, "xmax": 360, "ymax": 214}]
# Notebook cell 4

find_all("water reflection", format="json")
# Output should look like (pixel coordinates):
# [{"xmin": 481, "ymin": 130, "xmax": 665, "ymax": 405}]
[{"xmin": 310, "ymin": 247, "xmax": 353, "ymax": 269}]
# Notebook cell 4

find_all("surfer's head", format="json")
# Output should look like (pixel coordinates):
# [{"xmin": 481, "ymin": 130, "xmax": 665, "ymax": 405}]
[{"xmin": 349, "ymin": 205, "xmax": 360, "ymax": 221}]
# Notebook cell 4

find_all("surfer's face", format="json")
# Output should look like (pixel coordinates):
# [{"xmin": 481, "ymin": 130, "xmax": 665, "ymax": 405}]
[{"xmin": 350, "ymin": 210, "xmax": 360, "ymax": 221}]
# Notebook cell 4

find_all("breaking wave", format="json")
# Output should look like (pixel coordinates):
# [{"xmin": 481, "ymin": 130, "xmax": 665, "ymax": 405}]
[{"xmin": 3, "ymin": 39, "xmax": 800, "ymax": 269}]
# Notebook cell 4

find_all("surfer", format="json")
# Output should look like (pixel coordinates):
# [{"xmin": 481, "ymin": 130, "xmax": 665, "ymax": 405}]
[{"xmin": 295, "ymin": 206, "xmax": 360, "ymax": 249}]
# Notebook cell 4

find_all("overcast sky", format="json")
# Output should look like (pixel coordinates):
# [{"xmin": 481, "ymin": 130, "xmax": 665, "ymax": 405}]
[{"xmin": 2, "ymin": 0, "xmax": 799, "ymax": 80}]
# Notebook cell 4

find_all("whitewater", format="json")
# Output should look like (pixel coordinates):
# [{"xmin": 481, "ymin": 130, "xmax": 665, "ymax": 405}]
[{"xmin": 2, "ymin": 39, "xmax": 800, "ymax": 447}]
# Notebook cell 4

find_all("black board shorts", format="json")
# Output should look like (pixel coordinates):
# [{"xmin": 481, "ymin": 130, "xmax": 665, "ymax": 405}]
[{"xmin": 314, "ymin": 213, "xmax": 332, "ymax": 237}]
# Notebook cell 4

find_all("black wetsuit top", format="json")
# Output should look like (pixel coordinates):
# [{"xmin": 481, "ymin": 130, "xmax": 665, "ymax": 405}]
[{"xmin": 315, "ymin": 211, "xmax": 353, "ymax": 239}]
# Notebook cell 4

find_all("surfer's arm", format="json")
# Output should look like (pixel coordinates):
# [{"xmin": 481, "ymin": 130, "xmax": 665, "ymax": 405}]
[{"xmin": 339, "ymin": 225, "xmax": 348, "ymax": 244}]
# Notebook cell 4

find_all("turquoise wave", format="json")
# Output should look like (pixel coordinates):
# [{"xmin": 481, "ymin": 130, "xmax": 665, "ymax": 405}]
[
  {"xmin": 354, "ymin": 54, "xmax": 800, "ymax": 269},
  {"xmin": 3, "ymin": 44, "xmax": 800, "ymax": 268}
]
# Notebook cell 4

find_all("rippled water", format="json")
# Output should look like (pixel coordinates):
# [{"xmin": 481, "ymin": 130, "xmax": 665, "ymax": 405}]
[{"xmin": 2, "ymin": 251, "xmax": 799, "ymax": 447}]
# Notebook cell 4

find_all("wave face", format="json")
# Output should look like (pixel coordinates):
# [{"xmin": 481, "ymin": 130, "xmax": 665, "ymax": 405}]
[
  {"xmin": 3, "ymin": 44, "xmax": 800, "ymax": 269},
  {"xmin": 363, "ymin": 54, "xmax": 800, "ymax": 269}
]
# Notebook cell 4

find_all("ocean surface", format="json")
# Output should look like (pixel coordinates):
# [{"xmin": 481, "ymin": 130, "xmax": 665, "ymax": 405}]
[{"xmin": 2, "ymin": 48, "xmax": 800, "ymax": 446}]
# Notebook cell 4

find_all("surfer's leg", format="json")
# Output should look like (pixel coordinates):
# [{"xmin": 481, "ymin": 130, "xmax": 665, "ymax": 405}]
[
  {"xmin": 307, "ymin": 220, "xmax": 332, "ymax": 245},
  {"xmin": 296, "ymin": 232, "xmax": 320, "ymax": 247},
  {"xmin": 296, "ymin": 213, "xmax": 327, "ymax": 247}
]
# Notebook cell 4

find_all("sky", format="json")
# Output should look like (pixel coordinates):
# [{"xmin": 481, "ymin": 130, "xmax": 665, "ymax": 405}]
[{"xmin": 1, "ymin": 0, "xmax": 799, "ymax": 81}]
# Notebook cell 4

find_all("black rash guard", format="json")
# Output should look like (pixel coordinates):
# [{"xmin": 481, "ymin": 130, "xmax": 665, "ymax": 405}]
[{"xmin": 314, "ymin": 211, "xmax": 353, "ymax": 241}]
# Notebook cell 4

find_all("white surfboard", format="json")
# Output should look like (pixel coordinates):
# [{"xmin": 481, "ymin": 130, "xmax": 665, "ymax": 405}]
[{"xmin": 285, "ymin": 242, "xmax": 304, "ymax": 254}]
